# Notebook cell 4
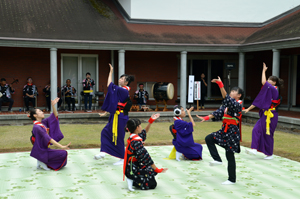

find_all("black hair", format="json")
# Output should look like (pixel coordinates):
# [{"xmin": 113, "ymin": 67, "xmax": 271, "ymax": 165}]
[
  {"xmin": 86, "ymin": 72, "xmax": 91, "ymax": 76},
  {"xmin": 139, "ymin": 83, "xmax": 144, "ymax": 86},
  {"xmin": 29, "ymin": 109, "xmax": 37, "ymax": 121},
  {"xmin": 126, "ymin": 119, "xmax": 141, "ymax": 133},
  {"xmin": 268, "ymin": 76, "xmax": 284, "ymax": 88},
  {"xmin": 120, "ymin": 74, "xmax": 135, "ymax": 86},
  {"xmin": 231, "ymin": 87, "xmax": 244, "ymax": 100},
  {"xmin": 27, "ymin": 77, "xmax": 32, "ymax": 80},
  {"xmin": 66, "ymin": 79, "xmax": 71, "ymax": 82},
  {"xmin": 1, "ymin": 78, "xmax": 6, "ymax": 82}
]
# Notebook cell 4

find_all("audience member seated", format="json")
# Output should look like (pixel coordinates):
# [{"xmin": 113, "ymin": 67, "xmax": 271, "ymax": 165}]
[{"xmin": 0, "ymin": 78, "xmax": 15, "ymax": 112}]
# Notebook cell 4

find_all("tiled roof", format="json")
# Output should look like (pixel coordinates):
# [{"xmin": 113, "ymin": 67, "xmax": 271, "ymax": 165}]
[{"xmin": 0, "ymin": 0, "xmax": 299, "ymax": 45}]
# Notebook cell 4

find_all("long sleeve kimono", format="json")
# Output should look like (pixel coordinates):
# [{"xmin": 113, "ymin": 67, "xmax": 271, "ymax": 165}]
[
  {"xmin": 210, "ymin": 94, "xmax": 242, "ymax": 153},
  {"xmin": 30, "ymin": 113, "xmax": 67, "ymax": 171},
  {"xmin": 173, "ymin": 118, "xmax": 202, "ymax": 160},
  {"xmin": 251, "ymin": 81, "xmax": 280, "ymax": 155},
  {"xmin": 124, "ymin": 130, "xmax": 157, "ymax": 190},
  {"xmin": 100, "ymin": 82, "xmax": 132, "ymax": 159}
]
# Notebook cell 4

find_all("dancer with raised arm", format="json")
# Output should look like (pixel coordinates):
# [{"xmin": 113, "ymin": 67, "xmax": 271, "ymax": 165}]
[
  {"xmin": 29, "ymin": 97, "xmax": 71, "ymax": 171},
  {"xmin": 94, "ymin": 63, "xmax": 134, "ymax": 165},
  {"xmin": 123, "ymin": 114, "xmax": 168, "ymax": 191},
  {"xmin": 197, "ymin": 76, "xmax": 244, "ymax": 185},
  {"xmin": 171, "ymin": 106, "xmax": 202, "ymax": 161},
  {"xmin": 243, "ymin": 62, "xmax": 283, "ymax": 160}
]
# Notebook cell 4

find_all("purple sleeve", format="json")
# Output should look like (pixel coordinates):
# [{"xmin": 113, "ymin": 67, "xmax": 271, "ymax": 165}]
[
  {"xmin": 42, "ymin": 113, "xmax": 64, "ymax": 142},
  {"xmin": 34, "ymin": 125, "xmax": 52, "ymax": 147},
  {"xmin": 174, "ymin": 120, "xmax": 193, "ymax": 136},
  {"xmin": 101, "ymin": 82, "xmax": 119, "ymax": 113},
  {"xmin": 101, "ymin": 82, "xmax": 129, "ymax": 113},
  {"xmin": 252, "ymin": 82, "xmax": 278, "ymax": 110}
]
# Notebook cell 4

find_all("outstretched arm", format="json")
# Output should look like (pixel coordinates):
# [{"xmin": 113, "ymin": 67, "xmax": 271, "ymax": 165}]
[
  {"xmin": 145, "ymin": 113, "xmax": 160, "ymax": 133},
  {"xmin": 262, "ymin": 62, "xmax": 268, "ymax": 85},
  {"xmin": 51, "ymin": 97, "xmax": 60, "ymax": 117},
  {"xmin": 196, "ymin": 114, "xmax": 215, "ymax": 122},
  {"xmin": 107, "ymin": 63, "xmax": 113, "ymax": 87},
  {"xmin": 243, "ymin": 105, "xmax": 256, "ymax": 114},
  {"xmin": 50, "ymin": 139, "xmax": 71, "ymax": 150},
  {"xmin": 187, "ymin": 107, "xmax": 195, "ymax": 126},
  {"xmin": 211, "ymin": 76, "xmax": 226, "ymax": 98}
]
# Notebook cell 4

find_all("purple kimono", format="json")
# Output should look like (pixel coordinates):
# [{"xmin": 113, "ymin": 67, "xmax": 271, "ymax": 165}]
[
  {"xmin": 173, "ymin": 119, "xmax": 203, "ymax": 160},
  {"xmin": 251, "ymin": 82, "xmax": 280, "ymax": 155},
  {"xmin": 30, "ymin": 113, "xmax": 67, "ymax": 170},
  {"xmin": 100, "ymin": 82, "xmax": 132, "ymax": 159}
]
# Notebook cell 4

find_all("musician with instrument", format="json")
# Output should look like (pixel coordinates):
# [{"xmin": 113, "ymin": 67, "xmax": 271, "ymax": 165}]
[
  {"xmin": 82, "ymin": 72, "xmax": 95, "ymax": 112},
  {"xmin": 62, "ymin": 79, "xmax": 77, "ymax": 111},
  {"xmin": 23, "ymin": 77, "xmax": 38, "ymax": 111},
  {"xmin": 0, "ymin": 78, "xmax": 15, "ymax": 112},
  {"xmin": 43, "ymin": 83, "xmax": 62, "ymax": 111},
  {"xmin": 134, "ymin": 83, "xmax": 149, "ymax": 109}
]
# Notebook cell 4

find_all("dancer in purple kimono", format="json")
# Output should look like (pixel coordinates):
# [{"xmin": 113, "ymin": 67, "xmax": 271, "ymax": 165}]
[
  {"xmin": 172, "ymin": 106, "xmax": 202, "ymax": 161},
  {"xmin": 94, "ymin": 63, "xmax": 134, "ymax": 165},
  {"xmin": 123, "ymin": 114, "xmax": 168, "ymax": 191},
  {"xmin": 197, "ymin": 76, "xmax": 244, "ymax": 185},
  {"xmin": 243, "ymin": 63, "xmax": 283, "ymax": 160},
  {"xmin": 29, "ymin": 97, "xmax": 71, "ymax": 171}
]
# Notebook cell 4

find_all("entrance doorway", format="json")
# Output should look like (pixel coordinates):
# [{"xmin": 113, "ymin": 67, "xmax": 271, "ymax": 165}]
[{"xmin": 61, "ymin": 54, "xmax": 99, "ymax": 109}]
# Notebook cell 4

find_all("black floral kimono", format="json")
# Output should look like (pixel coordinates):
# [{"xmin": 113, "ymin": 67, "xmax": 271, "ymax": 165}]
[
  {"xmin": 124, "ymin": 130, "xmax": 157, "ymax": 190},
  {"xmin": 211, "ymin": 94, "xmax": 242, "ymax": 153}
]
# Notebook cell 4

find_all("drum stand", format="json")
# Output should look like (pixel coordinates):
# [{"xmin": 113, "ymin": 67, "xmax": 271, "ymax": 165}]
[{"xmin": 155, "ymin": 99, "xmax": 168, "ymax": 111}]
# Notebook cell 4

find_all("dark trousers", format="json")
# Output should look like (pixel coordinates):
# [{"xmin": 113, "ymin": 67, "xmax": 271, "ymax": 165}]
[
  {"xmin": 205, "ymin": 134, "xmax": 236, "ymax": 182},
  {"xmin": 200, "ymin": 93, "xmax": 206, "ymax": 107},
  {"xmin": 65, "ymin": 97, "xmax": 75, "ymax": 111},
  {"xmin": 0, "ymin": 97, "xmax": 14, "ymax": 111},
  {"xmin": 24, "ymin": 97, "xmax": 36, "ymax": 110},
  {"xmin": 46, "ymin": 97, "xmax": 62, "ymax": 110},
  {"xmin": 84, "ymin": 95, "xmax": 92, "ymax": 110}
]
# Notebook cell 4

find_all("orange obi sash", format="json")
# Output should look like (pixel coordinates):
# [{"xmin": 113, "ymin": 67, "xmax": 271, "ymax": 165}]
[
  {"xmin": 222, "ymin": 114, "xmax": 239, "ymax": 133},
  {"xmin": 123, "ymin": 134, "xmax": 142, "ymax": 181}
]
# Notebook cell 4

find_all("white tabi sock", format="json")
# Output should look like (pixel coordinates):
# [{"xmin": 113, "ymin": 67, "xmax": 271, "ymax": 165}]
[
  {"xmin": 113, "ymin": 159, "xmax": 124, "ymax": 166},
  {"xmin": 37, "ymin": 160, "xmax": 50, "ymax": 171},
  {"xmin": 127, "ymin": 178, "xmax": 135, "ymax": 191},
  {"xmin": 94, "ymin": 152, "xmax": 106, "ymax": 160},
  {"xmin": 209, "ymin": 160, "xmax": 223, "ymax": 166},
  {"xmin": 37, "ymin": 160, "xmax": 41, "ymax": 169},
  {"xmin": 245, "ymin": 149, "xmax": 257, "ymax": 155},
  {"xmin": 264, "ymin": 155, "xmax": 274, "ymax": 160},
  {"xmin": 222, "ymin": 180, "xmax": 236, "ymax": 185},
  {"xmin": 176, "ymin": 151, "xmax": 183, "ymax": 161}
]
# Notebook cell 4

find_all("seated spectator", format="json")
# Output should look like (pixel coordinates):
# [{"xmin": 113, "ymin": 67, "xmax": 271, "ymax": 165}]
[
  {"xmin": 0, "ymin": 78, "xmax": 15, "ymax": 112},
  {"xmin": 23, "ymin": 77, "xmax": 38, "ymax": 111},
  {"xmin": 62, "ymin": 79, "xmax": 77, "ymax": 111},
  {"xmin": 134, "ymin": 83, "xmax": 149, "ymax": 109}
]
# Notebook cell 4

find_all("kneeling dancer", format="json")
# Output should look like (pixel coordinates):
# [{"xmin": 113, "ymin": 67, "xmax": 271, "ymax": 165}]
[
  {"xmin": 123, "ymin": 114, "xmax": 167, "ymax": 191},
  {"xmin": 172, "ymin": 106, "xmax": 202, "ymax": 161},
  {"xmin": 29, "ymin": 98, "xmax": 71, "ymax": 171},
  {"xmin": 197, "ymin": 76, "xmax": 244, "ymax": 185}
]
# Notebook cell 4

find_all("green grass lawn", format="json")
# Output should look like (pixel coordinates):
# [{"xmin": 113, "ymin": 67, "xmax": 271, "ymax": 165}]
[{"xmin": 1, "ymin": 121, "xmax": 299, "ymax": 162}]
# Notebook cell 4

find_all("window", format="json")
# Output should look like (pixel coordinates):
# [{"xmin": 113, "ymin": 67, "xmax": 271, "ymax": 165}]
[{"xmin": 136, "ymin": 82, "xmax": 155, "ymax": 100}]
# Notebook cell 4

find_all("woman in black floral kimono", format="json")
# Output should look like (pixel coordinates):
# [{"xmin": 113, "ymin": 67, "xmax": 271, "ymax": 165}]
[
  {"xmin": 197, "ymin": 76, "xmax": 244, "ymax": 185},
  {"xmin": 123, "ymin": 114, "xmax": 168, "ymax": 191}
]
